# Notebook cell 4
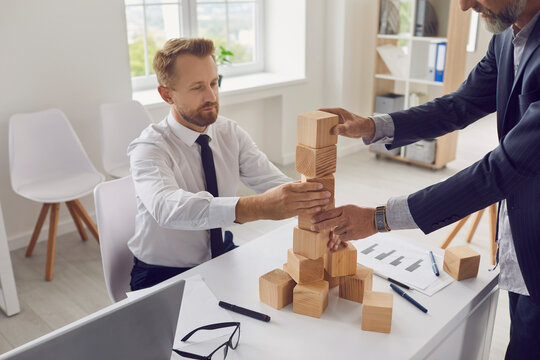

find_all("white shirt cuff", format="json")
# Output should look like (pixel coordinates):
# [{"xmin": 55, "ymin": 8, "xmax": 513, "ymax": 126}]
[
  {"xmin": 386, "ymin": 195, "xmax": 418, "ymax": 230},
  {"xmin": 363, "ymin": 114, "xmax": 395, "ymax": 145},
  {"xmin": 208, "ymin": 196, "xmax": 240, "ymax": 228}
]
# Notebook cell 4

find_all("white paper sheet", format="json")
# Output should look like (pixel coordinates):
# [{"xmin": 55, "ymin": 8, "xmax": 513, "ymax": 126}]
[{"xmin": 352, "ymin": 234, "xmax": 453, "ymax": 296}]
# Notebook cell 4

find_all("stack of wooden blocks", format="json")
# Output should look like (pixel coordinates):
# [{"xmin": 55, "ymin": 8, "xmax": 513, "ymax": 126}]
[{"xmin": 259, "ymin": 111, "xmax": 394, "ymax": 333}]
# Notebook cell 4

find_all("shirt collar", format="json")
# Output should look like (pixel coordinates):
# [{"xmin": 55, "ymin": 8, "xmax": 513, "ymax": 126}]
[
  {"xmin": 166, "ymin": 111, "xmax": 213, "ymax": 147},
  {"xmin": 512, "ymin": 8, "xmax": 540, "ymax": 42}
]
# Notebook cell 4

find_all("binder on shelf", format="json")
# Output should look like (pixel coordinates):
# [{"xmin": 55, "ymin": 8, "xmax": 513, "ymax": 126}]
[
  {"xmin": 415, "ymin": 0, "xmax": 438, "ymax": 37},
  {"xmin": 415, "ymin": 0, "xmax": 426, "ymax": 36},
  {"xmin": 426, "ymin": 42, "xmax": 437, "ymax": 81},
  {"xmin": 435, "ymin": 42, "xmax": 446, "ymax": 82}
]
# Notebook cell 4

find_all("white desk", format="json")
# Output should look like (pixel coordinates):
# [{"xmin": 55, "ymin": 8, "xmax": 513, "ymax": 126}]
[{"xmin": 169, "ymin": 220, "xmax": 500, "ymax": 360}]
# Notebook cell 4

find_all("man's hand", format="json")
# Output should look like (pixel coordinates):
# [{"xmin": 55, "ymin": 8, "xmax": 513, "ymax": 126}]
[
  {"xmin": 311, "ymin": 205, "xmax": 377, "ymax": 250},
  {"xmin": 235, "ymin": 181, "xmax": 331, "ymax": 223},
  {"xmin": 319, "ymin": 107, "xmax": 375, "ymax": 139}
]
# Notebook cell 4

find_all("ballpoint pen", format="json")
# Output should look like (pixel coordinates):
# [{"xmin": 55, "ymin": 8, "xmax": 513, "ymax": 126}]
[
  {"xmin": 429, "ymin": 250, "xmax": 440, "ymax": 276},
  {"xmin": 390, "ymin": 284, "xmax": 428, "ymax": 313}
]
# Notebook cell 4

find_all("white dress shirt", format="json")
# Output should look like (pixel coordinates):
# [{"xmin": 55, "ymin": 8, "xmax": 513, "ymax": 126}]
[{"xmin": 127, "ymin": 112, "xmax": 292, "ymax": 268}]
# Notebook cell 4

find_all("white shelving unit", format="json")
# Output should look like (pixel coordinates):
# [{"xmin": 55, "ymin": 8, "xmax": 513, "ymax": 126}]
[{"xmin": 372, "ymin": 0, "xmax": 471, "ymax": 169}]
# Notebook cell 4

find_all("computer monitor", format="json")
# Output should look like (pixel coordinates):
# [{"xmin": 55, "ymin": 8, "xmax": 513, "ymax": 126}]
[{"xmin": 0, "ymin": 279, "xmax": 185, "ymax": 360}]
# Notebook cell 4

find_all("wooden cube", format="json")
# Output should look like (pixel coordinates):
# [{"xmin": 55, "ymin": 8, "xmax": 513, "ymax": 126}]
[
  {"xmin": 297, "ymin": 111, "xmax": 339, "ymax": 148},
  {"xmin": 287, "ymin": 249, "xmax": 324, "ymax": 284},
  {"xmin": 361, "ymin": 291, "xmax": 393, "ymax": 333},
  {"xmin": 326, "ymin": 244, "xmax": 357, "ymax": 277},
  {"xmin": 259, "ymin": 269, "xmax": 296, "ymax": 310},
  {"xmin": 296, "ymin": 144, "xmax": 337, "ymax": 177},
  {"xmin": 443, "ymin": 245, "xmax": 480, "ymax": 281},
  {"xmin": 324, "ymin": 270, "xmax": 340, "ymax": 288},
  {"xmin": 298, "ymin": 198, "xmax": 334, "ymax": 231},
  {"xmin": 293, "ymin": 280, "xmax": 329, "ymax": 318},
  {"xmin": 301, "ymin": 174, "xmax": 335, "ymax": 197},
  {"xmin": 339, "ymin": 265, "xmax": 373, "ymax": 303},
  {"xmin": 293, "ymin": 226, "xmax": 330, "ymax": 260}
]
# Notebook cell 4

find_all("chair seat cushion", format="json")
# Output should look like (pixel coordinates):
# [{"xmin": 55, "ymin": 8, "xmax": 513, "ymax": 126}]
[{"xmin": 16, "ymin": 172, "xmax": 103, "ymax": 203}]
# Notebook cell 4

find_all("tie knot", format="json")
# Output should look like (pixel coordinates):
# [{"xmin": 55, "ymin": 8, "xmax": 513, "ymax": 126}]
[{"xmin": 196, "ymin": 134, "xmax": 210, "ymax": 147}]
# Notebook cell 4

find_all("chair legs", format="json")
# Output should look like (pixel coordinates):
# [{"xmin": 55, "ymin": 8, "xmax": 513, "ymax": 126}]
[
  {"xmin": 440, "ymin": 215, "xmax": 471, "ymax": 249},
  {"xmin": 68, "ymin": 200, "xmax": 99, "ymax": 243},
  {"xmin": 26, "ymin": 199, "xmax": 100, "ymax": 281},
  {"xmin": 26, "ymin": 203, "xmax": 51, "ymax": 257},
  {"xmin": 66, "ymin": 201, "xmax": 88, "ymax": 241},
  {"xmin": 489, "ymin": 204, "xmax": 498, "ymax": 265},
  {"xmin": 45, "ymin": 203, "xmax": 60, "ymax": 281},
  {"xmin": 440, "ymin": 204, "xmax": 498, "ymax": 265}
]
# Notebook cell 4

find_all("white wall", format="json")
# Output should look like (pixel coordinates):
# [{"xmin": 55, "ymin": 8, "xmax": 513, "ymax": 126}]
[
  {"xmin": 0, "ymin": 0, "xmax": 491, "ymax": 249},
  {"xmin": 0, "ymin": 0, "xmax": 132, "ymax": 248}
]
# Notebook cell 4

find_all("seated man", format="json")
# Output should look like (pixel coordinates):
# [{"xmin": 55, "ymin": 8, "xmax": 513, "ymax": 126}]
[{"xmin": 128, "ymin": 38, "xmax": 331, "ymax": 290}]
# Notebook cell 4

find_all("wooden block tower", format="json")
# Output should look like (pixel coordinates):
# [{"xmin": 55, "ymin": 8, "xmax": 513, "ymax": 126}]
[
  {"xmin": 289, "ymin": 111, "xmax": 340, "ymax": 317},
  {"xmin": 259, "ymin": 110, "xmax": 386, "ymax": 329}
]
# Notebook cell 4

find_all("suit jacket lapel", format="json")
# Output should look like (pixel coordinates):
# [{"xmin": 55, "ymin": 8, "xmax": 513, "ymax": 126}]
[
  {"xmin": 512, "ymin": 18, "xmax": 540, "ymax": 92},
  {"xmin": 501, "ymin": 19, "xmax": 540, "ymax": 135},
  {"xmin": 498, "ymin": 30, "xmax": 514, "ymax": 137}
]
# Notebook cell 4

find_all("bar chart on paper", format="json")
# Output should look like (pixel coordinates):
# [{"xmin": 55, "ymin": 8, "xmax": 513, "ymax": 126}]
[{"xmin": 351, "ymin": 234, "xmax": 453, "ymax": 296}]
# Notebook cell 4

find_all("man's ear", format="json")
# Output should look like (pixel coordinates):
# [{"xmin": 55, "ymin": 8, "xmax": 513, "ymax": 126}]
[{"xmin": 158, "ymin": 86, "xmax": 174, "ymax": 104}]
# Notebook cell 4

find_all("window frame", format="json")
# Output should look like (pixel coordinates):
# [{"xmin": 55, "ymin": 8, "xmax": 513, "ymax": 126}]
[{"xmin": 126, "ymin": 0, "xmax": 264, "ymax": 91}]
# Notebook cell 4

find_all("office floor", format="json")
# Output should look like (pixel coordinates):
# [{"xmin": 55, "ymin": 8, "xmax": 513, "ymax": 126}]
[{"xmin": 0, "ymin": 113, "xmax": 510, "ymax": 359}]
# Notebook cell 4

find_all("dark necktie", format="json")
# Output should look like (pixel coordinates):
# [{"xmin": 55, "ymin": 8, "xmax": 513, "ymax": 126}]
[{"xmin": 196, "ymin": 134, "xmax": 224, "ymax": 258}]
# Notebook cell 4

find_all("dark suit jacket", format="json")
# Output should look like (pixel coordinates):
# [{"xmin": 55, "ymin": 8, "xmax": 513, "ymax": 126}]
[{"xmin": 388, "ymin": 20, "xmax": 540, "ymax": 304}]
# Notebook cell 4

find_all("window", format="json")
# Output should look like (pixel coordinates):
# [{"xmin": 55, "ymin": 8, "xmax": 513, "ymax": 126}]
[{"xmin": 124, "ymin": 0, "xmax": 264, "ymax": 90}]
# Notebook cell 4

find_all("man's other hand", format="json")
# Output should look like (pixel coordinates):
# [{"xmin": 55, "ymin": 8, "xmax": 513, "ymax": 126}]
[
  {"xmin": 311, "ymin": 205, "xmax": 377, "ymax": 250},
  {"xmin": 319, "ymin": 107, "xmax": 375, "ymax": 139}
]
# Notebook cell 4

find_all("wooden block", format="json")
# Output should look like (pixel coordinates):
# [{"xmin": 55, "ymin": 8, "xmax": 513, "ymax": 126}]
[
  {"xmin": 287, "ymin": 248, "xmax": 324, "ymax": 284},
  {"xmin": 293, "ymin": 226, "xmax": 329, "ymax": 260},
  {"xmin": 339, "ymin": 265, "xmax": 373, "ymax": 303},
  {"xmin": 297, "ymin": 111, "xmax": 339, "ymax": 148},
  {"xmin": 361, "ymin": 291, "xmax": 393, "ymax": 333},
  {"xmin": 326, "ymin": 244, "xmax": 357, "ymax": 277},
  {"xmin": 296, "ymin": 144, "xmax": 337, "ymax": 177},
  {"xmin": 324, "ymin": 270, "xmax": 340, "ymax": 288},
  {"xmin": 293, "ymin": 280, "xmax": 329, "ymax": 318},
  {"xmin": 259, "ymin": 269, "xmax": 296, "ymax": 310},
  {"xmin": 443, "ymin": 245, "xmax": 480, "ymax": 281},
  {"xmin": 301, "ymin": 174, "xmax": 335, "ymax": 196},
  {"xmin": 298, "ymin": 198, "xmax": 334, "ymax": 231}
]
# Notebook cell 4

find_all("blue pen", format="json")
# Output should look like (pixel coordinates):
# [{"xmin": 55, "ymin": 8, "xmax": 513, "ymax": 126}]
[
  {"xmin": 429, "ymin": 250, "xmax": 440, "ymax": 276},
  {"xmin": 390, "ymin": 284, "xmax": 428, "ymax": 313}
]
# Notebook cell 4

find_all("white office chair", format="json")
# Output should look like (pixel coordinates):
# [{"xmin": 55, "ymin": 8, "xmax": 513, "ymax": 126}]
[
  {"xmin": 94, "ymin": 176, "xmax": 136, "ymax": 303},
  {"xmin": 9, "ymin": 109, "xmax": 104, "ymax": 281},
  {"xmin": 0, "ymin": 202, "xmax": 20, "ymax": 316},
  {"xmin": 99, "ymin": 100, "xmax": 151, "ymax": 178}
]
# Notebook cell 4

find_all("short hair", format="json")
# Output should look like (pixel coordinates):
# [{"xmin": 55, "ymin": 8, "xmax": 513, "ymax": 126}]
[{"xmin": 153, "ymin": 38, "xmax": 215, "ymax": 88}]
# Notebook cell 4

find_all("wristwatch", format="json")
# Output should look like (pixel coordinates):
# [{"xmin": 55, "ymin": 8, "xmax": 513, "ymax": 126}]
[{"xmin": 375, "ymin": 206, "xmax": 391, "ymax": 232}]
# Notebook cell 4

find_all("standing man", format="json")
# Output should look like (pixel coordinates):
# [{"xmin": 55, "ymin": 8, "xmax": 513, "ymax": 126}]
[
  {"xmin": 128, "ymin": 38, "xmax": 331, "ymax": 291},
  {"xmin": 312, "ymin": 1, "xmax": 540, "ymax": 358}
]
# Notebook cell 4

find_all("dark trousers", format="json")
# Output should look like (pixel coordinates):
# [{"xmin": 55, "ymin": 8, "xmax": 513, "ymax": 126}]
[
  {"xmin": 130, "ymin": 231, "xmax": 237, "ymax": 291},
  {"xmin": 505, "ymin": 291, "xmax": 540, "ymax": 359}
]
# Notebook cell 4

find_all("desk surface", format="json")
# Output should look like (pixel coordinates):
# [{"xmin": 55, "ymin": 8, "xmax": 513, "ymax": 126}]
[{"xmin": 170, "ymin": 220, "xmax": 499, "ymax": 360}]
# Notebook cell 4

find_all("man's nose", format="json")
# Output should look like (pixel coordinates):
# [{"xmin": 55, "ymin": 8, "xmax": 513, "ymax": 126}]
[
  {"xmin": 459, "ymin": 0, "xmax": 476, "ymax": 11},
  {"xmin": 203, "ymin": 86, "xmax": 217, "ymax": 102}
]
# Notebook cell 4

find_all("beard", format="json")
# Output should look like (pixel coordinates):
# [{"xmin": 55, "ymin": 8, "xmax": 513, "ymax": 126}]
[
  {"xmin": 177, "ymin": 101, "xmax": 219, "ymax": 128},
  {"xmin": 474, "ymin": 0, "xmax": 526, "ymax": 34}
]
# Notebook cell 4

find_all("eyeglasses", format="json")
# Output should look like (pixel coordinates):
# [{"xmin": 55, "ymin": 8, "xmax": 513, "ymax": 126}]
[{"xmin": 173, "ymin": 322, "xmax": 240, "ymax": 360}]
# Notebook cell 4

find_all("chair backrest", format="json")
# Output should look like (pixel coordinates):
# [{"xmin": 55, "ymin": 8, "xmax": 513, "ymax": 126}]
[
  {"xmin": 9, "ymin": 108, "xmax": 99, "ymax": 194},
  {"xmin": 94, "ymin": 176, "xmax": 136, "ymax": 303},
  {"xmin": 99, "ymin": 100, "xmax": 151, "ymax": 178}
]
